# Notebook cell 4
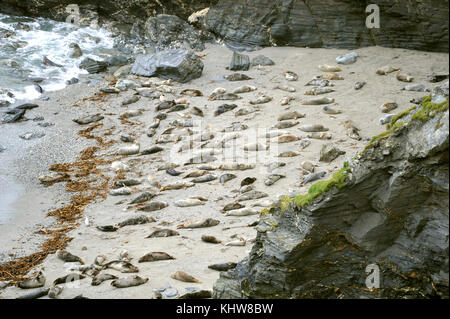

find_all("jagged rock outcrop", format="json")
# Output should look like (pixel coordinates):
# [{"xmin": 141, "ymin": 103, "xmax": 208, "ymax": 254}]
[
  {"xmin": 131, "ymin": 49, "xmax": 204, "ymax": 83},
  {"xmin": 213, "ymin": 94, "xmax": 449, "ymax": 299},
  {"xmin": 1, "ymin": 0, "xmax": 448, "ymax": 53},
  {"xmin": 203, "ymin": 0, "xmax": 449, "ymax": 52},
  {"xmin": 128, "ymin": 14, "xmax": 210, "ymax": 52},
  {"xmin": 0, "ymin": 0, "xmax": 217, "ymax": 23}
]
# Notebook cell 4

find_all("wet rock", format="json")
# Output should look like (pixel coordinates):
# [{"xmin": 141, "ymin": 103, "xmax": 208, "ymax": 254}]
[
  {"xmin": 142, "ymin": 14, "xmax": 207, "ymax": 51},
  {"xmin": 251, "ymin": 55, "xmax": 275, "ymax": 66},
  {"xmin": 229, "ymin": 51, "xmax": 250, "ymax": 71},
  {"xmin": 319, "ymin": 143, "xmax": 345, "ymax": 163},
  {"xmin": 69, "ymin": 43, "xmax": 83, "ymax": 58},
  {"xmin": 79, "ymin": 57, "xmax": 108, "ymax": 74},
  {"xmin": 213, "ymin": 105, "xmax": 449, "ymax": 299},
  {"xmin": 42, "ymin": 56, "xmax": 63, "ymax": 67},
  {"xmin": 336, "ymin": 52, "xmax": 358, "ymax": 65},
  {"xmin": 131, "ymin": 49, "xmax": 203, "ymax": 83}
]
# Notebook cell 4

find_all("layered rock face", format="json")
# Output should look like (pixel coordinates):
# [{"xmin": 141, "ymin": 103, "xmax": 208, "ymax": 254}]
[
  {"xmin": 213, "ymin": 96, "xmax": 449, "ymax": 299},
  {"xmin": 204, "ymin": 0, "xmax": 449, "ymax": 52},
  {"xmin": 0, "ymin": 0, "xmax": 217, "ymax": 23}
]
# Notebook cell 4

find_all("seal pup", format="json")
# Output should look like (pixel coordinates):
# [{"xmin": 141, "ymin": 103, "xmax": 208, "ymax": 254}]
[
  {"xmin": 225, "ymin": 73, "xmax": 252, "ymax": 81},
  {"xmin": 225, "ymin": 238, "xmax": 246, "ymax": 246},
  {"xmin": 109, "ymin": 187, "xmax": 132, "ymax": 196},
  {"xmin": 221, "ymin": 202, "xmax": 245, "ymax": 213},
  {"xmin": 118, "ymin": 216, "xmax": 155, "ymax": 228},
  {"xmin": 380, "ymin": 114, "xmax": 395, "ymax": 125},
  {"xmin": 284, "ymin": 71, "xmax": 298, "ymax": 81},
  {"xmin": 177, "ymin": 218, "xmax": 220, "ymax": 229},
  {"xmin": 91, "ymin": 274, "xmax": 118, "ymax": 286},
  {"xmin": 241, "ymin": 177, "xmax": 256, "ymax": 186},
  {"xmin": 238, "ymin": 191, "xmax": 268, "ymax": 202},
  {"xmin": 18, "ymin": 271, "xmax": 46, "ymax": 289},
  {"xmin": 225, "ymin": 207, "xmax": 259, "ymax": 217},
  {"xmin": 273, "ymin": 120, "xmax": 299, "ymax": 129},
  {"xmin": 184, "ymin": 170, "xmax": 209, "ymax": 178},
  {"xmin": 380, "ymin": 102, "xmax": 398, "ymax": 113},
  {"xmin": 138, "ymin": 252, "xmax": 175, "ymax": 263},
  {"xmin": 175, "ymin": 197, "xmax": 207, "ymax": 207},
  {"xmin": 191, "ymin": 174, "xmax": 217, "ymax": 183},
  {"xmin": 111, "ymin": 276, "xmax": 148, "ymax": 288},
  {"xmin": 402, "ymin": 84, "xmax": 430, "ymax": 92},
  {"xmin": 190, "ymin": 106, "xmax": 204, "ymax": 117},
  {"xmin": 171, "ymin": 271, "xmax": 201, "ymax": 283},
  {"xmin": 280, "ymin": 95, "xmax": 296, "ymax": 106},
  {"xmin": 201, "ymin": 235, "xmax": 222, "ymax": 244},
  {"xmin": 209, "ymin": 93, "xmax": 241, "ymax": 101},
  {"xmin": 57, "ymin": 250, "xmax": 84, "ymax": 264},
  {"xmin": 220, "ymin": 173, "xmax": 237, "ymax": 184},
  {"xmin": 396, "ymin": 72, "xmax": 414, "ymax": 82},
  {"xmin": 180, "ymin": 89, "xmax": 203, "ymax": 97},
  {"xmin": 274, "ymin": 85, "xmax": 296, "ymax": 92},
  {"xmin": 322, "ymin": 105, "xmax": 342, "ymax": 114},
  {"xmin": 376, "ymin": 66, "xmax": 400, "ymax": 75},
  {"xmin": 276, "ymin": 135, "xmax": 300, "ymax": 143},
  {"xmin": 208, "ymin": 263, "xmax": 237, "ymax": 271},
  {"xmin": 318, "ymin": 65, "xmax": 342, "ymax": 72},
  {"xmin": 319, "ymin": 72, "xmax": 344, "ymax": 80},
  {"xmin": 214, "ymin": 104, "xmax": 237, "ymax": 116},
  {"xmin": 53, "ymin": 273, "xmax": 86, "ymax": 286},
  {"xmin": 16, "ymin": 288, "xmax": 49, "ymax": 299},
  {"xmin": 264, "ymin": 174, "xmax": 285, "ymax": 186},
  {"xmin": 129, "ymin": 192, "xmax": 155, "ymax": 205},
  {"xmin": 303, "ymin": 171, "xmax": 326, "ymax": 184},
  {"xmin": 302, "ymin": 97, "xmax": 335, "ymax": 105},
  {"xmin": 304, "ymin": 87, "xmax": 335, "ymax": 95},
  {"xmin": 138, "ymin": 201, "xmax": 169, "ymax": 212},
  {"xmin": 160, "ymin": 182, "xmax": 194, "ymax": 191},
  {"xmin": 232, "ymin": 85, "xmax": 257, "ymax": 94},
  {"xmin": 146, "ymin": 229, "xmax": 179, "ymax": 238},
  {"xmin": 306, "ymin": 78, "xmax": 334, "ymax": 87},
  {"xmin": 341, "ymin": 120, "xmax": 361, "ymax": 140},
  {"xmin": 299, "ymin": 124, "xmax": 329, "ymax": 132},
  {"xmin": 250, "ymin": 94, "xmax": 272, "ymax": 104},
  {"xmin": 105, "ymin": 261, "xmax": 139, "ymax": 273}
]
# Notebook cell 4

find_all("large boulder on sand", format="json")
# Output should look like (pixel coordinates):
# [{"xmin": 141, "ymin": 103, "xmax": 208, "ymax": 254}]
[{"xmin": 131, "ymin": 49, "xmax": 204, "ymax": 83}]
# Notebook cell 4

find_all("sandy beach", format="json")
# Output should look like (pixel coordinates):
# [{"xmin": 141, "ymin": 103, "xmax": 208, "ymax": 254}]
[{"xmin": 0, "ymin": 43, "xmax": 448, "ymax": 299}]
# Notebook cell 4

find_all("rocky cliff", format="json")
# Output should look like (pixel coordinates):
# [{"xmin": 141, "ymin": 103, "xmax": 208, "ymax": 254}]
[
  {"xmin": 1, "ymin": 1, "xmax": 448, "ymax": 53},
  {"xmin": 204, "ymin": 0, "xmax": 449, "ymax": 52},
  {"xmin": 213, "ymin": 89, "xmax": 449, "ymax": 299}
]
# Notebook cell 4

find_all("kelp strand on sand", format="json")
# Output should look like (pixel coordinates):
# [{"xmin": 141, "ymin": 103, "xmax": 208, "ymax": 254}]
[{"xmin": 0, "ymin": 123, "xmax": 116, "ymax": 282}]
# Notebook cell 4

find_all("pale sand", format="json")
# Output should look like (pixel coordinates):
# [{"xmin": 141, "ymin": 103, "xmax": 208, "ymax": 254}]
[{"xmin": 0, "ymin": 44, "xmax": 448, "ymax": 298}]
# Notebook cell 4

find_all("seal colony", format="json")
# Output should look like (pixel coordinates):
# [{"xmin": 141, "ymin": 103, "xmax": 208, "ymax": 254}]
[{"xmin": 0, "ymin": 44, "xmax": 448, "ymax": 299}]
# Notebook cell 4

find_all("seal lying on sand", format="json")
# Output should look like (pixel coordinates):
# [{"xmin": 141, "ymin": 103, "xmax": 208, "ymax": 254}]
[{"xmin": 111, "ymin": 276, "xmax": 148, "ymax": 288}]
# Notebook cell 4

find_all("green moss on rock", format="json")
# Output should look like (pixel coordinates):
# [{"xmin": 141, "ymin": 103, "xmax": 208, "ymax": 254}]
[{"xmin": 293, "ymin": 163, "xmax": 351, "ymax": 208}]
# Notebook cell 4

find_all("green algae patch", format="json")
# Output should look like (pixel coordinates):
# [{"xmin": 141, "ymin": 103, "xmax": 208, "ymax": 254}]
[
  {"xmin": 293, "ymin": 163, "xmax": 351, "ymax": 208},
  {"xmin": 411, "ymin": 96, "xmax": 449, "ymax": 123},
  {"xmin": 387, "ymin": 106, "xmax": 417, "ymax": 129}
]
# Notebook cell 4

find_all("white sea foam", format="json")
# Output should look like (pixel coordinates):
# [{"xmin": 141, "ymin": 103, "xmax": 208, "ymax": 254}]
[{"xmin": 0, "ymin": 13, "xmax": 115, "ymax": 104}]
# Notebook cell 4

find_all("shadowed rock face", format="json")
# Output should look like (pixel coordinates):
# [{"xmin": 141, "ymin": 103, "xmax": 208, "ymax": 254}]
[
  {"xmin": 0, "ymin": 0, "xmax": 217, "ymax": 22},
  {"xmin": 213, "ymin": 99, "xmax": 449, "ymax": 299},
  {"xmin": 1, "ymin": 0, "xmax": 447, "ymax": 53},
  {"xmin": 203, "ymin": 0, "xmax": 449, "ymax": 52}
]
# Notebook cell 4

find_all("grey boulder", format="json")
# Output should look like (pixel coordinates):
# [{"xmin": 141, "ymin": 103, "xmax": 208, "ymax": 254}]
[{"xmin": 131, "ymin": 49, "xmax": 204, "ymax": 83}]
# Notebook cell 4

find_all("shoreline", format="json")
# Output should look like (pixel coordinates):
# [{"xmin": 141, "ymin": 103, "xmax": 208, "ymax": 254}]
[{"xmin": 0, "ymin": 44, "xmax": 448, "ymax": 298}]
